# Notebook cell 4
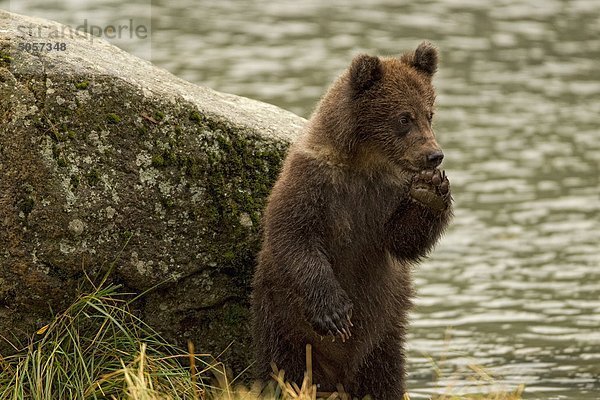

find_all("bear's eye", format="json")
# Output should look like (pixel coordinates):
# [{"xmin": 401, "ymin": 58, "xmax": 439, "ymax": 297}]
[
  {"xmin": 427, "ymin": 112, "xmax": 434, "ymax": 122},
  {"xmin": 399, "ymin": 116, "xmax": 410, "ymax": 125},
  {"xmin": 396, "ymin": 114, "xmax": 412, "ymax": 135}
]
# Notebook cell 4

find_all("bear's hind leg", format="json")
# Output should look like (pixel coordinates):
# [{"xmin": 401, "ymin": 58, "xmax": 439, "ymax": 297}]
[
  {"xmin": 352, "ymin": 336, "xmax": 407, "ymax": 400},
  {"xmin": 260, "ymin": 336, "xmax": 309, "ymax": 389}
]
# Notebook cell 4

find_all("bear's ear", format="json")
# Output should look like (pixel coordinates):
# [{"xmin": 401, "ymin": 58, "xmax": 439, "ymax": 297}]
[
  {"xmin": 349, "ymin": 54, "xmax": 383, "ymax": 94},
  {"xmin": 410, "ymin": 41, "xmax": 438, "ymax": 76}
]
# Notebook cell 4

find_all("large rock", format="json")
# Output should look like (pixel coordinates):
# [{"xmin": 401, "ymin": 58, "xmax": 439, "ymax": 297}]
[{"xmin": 0, "ymin": 10, "xmax": 304, "ymax": 373}]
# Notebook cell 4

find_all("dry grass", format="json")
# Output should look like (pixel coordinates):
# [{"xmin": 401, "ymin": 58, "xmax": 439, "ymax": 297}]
[
  {"xmin": 428, "ymin": 362, "xmax": 524, "ymax": 400},
  {"xmin": 0, "ymin": 284, "xmax": 523, "ymax": 400}
]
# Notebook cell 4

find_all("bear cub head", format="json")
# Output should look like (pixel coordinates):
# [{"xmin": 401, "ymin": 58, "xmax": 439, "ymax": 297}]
[{"xmin": 310, "ymin": 41, "xmax": 444, "ymax": 174}]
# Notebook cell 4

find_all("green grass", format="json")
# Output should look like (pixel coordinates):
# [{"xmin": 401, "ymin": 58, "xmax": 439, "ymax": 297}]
[
  {"xmin": 0, "ymin": 284, "xmax": 523, "ymax": 400},
  {"xmin": 0, "ymin": 284, "xmax": 212, "ymax": 399}
]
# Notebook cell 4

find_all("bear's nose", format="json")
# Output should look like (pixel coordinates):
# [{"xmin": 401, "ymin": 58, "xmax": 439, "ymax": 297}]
[{"xmin": 426, "ymin": 151, "xmax": 444, "ymax": 167}]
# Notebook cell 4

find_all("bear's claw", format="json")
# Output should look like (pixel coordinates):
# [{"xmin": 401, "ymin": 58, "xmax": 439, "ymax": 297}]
[
  {"xmin": 410, "ymin": 169, "xmax": 451, "ymax": 211},
  {"xmin": 311, "ymin": 301, "xmax": 353, "ymax": 342}
]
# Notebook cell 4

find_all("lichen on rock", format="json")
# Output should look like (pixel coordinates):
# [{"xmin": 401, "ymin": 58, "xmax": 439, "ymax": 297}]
[{"xmin": 0, "ymin": 10, "xmax": 304, "ymax": 375}]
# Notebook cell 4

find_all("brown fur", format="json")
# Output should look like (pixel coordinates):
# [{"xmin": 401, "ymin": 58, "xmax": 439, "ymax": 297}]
[{"xmin": 252, "ymin": 42, "xmax": 452, "ymax": 399}]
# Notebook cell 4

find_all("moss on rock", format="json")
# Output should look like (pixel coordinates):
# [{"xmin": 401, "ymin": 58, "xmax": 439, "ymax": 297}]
[
  {"xmin": 106, "ymin": 113, "xmax": 122, "ymax": 124},
  {"xmin": 74, "ymin": 81, "xmax": 89, "ymax": 90}
]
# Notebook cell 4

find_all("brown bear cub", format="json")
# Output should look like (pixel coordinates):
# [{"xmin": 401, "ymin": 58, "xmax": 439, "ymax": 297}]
[{"xmin": 252, "ymin": 42, "xmax": 452, "ymax": 399}]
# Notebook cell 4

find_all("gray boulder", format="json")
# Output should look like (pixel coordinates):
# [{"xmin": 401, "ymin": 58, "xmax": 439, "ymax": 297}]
[{"xmin": 0, "ymin": 10, "xmax": 304, "ymax": 373}]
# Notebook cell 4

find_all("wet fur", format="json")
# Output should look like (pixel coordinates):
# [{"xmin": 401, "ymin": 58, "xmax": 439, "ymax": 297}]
[{"xmin": 252, "ymin": 42, "xmax": 452, "ymax": 399}]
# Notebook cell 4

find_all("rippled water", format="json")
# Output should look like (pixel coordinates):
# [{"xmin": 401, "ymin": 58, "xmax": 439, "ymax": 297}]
[{"xmin": 5, "ymin": 0, "xmax": 600, "ymax": 398}]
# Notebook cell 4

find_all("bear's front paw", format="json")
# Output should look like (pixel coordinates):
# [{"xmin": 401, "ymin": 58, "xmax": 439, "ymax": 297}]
[
  {"xmin": 410, "ymin": 169, "xmax": 451, "ymax": 211},
  {"xmin": 310, "ymin": 299, "xmax": 353, "ymax": 342}
]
